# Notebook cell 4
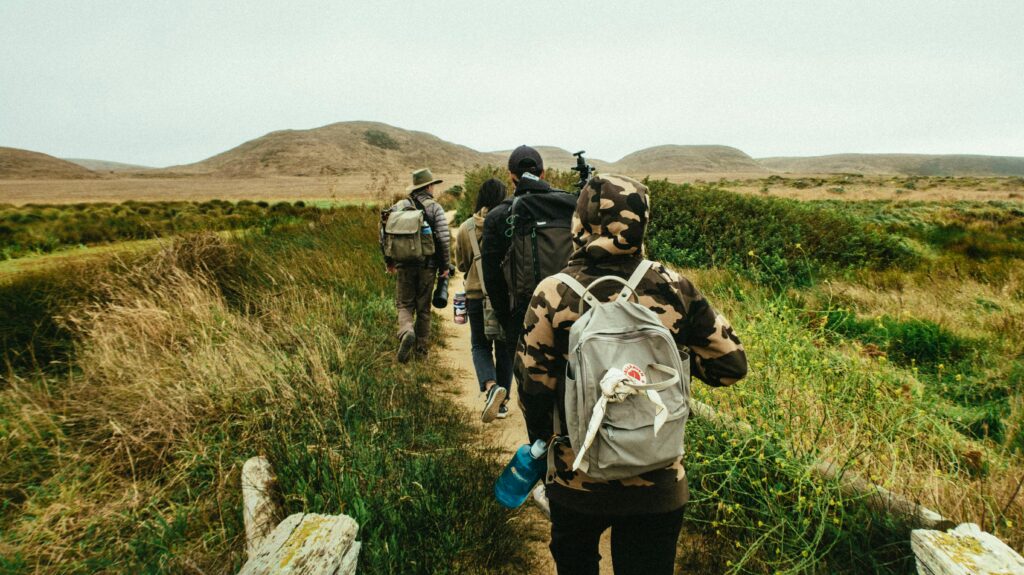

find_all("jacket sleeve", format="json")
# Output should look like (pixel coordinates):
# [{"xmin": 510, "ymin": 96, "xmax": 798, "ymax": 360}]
[
  {"xmin": 426, "ymin": 202, "xmax": 451, "ymax": 271},
  {"xmin": 481, "ymin": 206, "xmax": 512, "ymax": 326},
  {"xmin": 515, "ymin": 277, "xmax": 564, "ymax": 443},
  {"xmin": 674, "ymin": 275, "xmax": 748, "ymax": 387}
]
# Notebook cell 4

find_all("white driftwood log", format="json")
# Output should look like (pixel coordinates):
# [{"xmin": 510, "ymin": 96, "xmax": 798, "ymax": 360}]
[
  {"xmin": 238, "ymin": 513, "xmax": 360, "ymax": 575},
  {"xmin": 912, "ymin": 522, "xmax": 1024, "ymax": 574},
  {"xmin": 242, "ymin": 456, "xmax": 279, "ymax": 558}
]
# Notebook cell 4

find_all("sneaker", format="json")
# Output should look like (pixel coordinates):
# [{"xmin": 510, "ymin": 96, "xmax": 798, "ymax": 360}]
[
  {"xmin": 496, "ymin": 404, "xmax": 509, "ymax": 419},
  {"xmin": 396, "ymin": 332, "xmax": 415, "ymax": 363},
  {"xmin": 481, "ymin": 385, "xmax": 507, "ymax": 423}
]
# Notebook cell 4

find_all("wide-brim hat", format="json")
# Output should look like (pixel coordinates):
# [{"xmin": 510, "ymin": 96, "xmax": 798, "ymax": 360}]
[{"xmin": 406, "ymin": 168, "xmax": 444, "ymax": 192}]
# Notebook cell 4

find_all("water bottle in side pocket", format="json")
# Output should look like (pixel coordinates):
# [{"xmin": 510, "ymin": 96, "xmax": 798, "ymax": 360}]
[{"xmin": 494, "ymin": 439, "xmax": 547, "ymax": 508}]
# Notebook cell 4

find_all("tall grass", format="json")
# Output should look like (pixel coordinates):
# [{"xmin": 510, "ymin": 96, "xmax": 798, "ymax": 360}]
[
  {"xmin": 0, "ymin": 208, "xmax": 531, "ymax": 574},
  {"xmin": 673, "ymin": 268, "xmax": 1024, "ymax": 573}
]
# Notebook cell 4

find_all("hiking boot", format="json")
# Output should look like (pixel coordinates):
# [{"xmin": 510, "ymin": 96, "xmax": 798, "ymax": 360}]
[
  {"xmin": 481, "ymin": 385, "xmax": 507, "ymax": 423},
  {"xmin": 396, "ymin": 332, "xmax": 415, "ymax": 363},
  {"xmin": 496, "ymin": 404, "xmax": 509, "ymax": 419}
]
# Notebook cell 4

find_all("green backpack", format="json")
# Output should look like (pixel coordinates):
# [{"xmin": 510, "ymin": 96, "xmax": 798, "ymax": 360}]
[{"xmin": 383, "ymin": 198, "xmax": 437, "ymax": 264}]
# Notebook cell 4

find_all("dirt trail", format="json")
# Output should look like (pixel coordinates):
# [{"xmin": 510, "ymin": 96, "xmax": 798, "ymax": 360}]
[{"xmin": 439, "ymin": 273, "xmax": 613, "ymax": 574}]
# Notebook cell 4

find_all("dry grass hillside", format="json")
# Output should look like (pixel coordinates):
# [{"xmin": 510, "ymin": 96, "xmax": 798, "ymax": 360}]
[
  {"xmin": 612, "ymin": 145, "xmax": 766, "ymax": 174},
  {"xmin": 0, "ymin": 147, "xmax": 99, "ymax": 180},
  {"xmin": 760, "ymin": 153, "xmax": 1024, "ymax": 176},
  {"xmin": 166, "ymin": 121, "xmax": 491, "ymax": 177},
  {"xmin": 64, "ymin": 158, "xmax": 152, "ymax": 173}
]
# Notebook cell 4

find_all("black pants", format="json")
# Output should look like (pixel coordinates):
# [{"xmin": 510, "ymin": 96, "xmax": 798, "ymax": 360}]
[{"xmin": 549, "ymin": 500, "xmax": 685, "ymax": 575}]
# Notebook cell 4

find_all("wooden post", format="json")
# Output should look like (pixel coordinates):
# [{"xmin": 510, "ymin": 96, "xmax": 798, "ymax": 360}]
[
  {"xmin": 242, "ymin": 456, "xmax": 279, "ymax": 559},
  {"xmin": 912, "ymin": 523, "xmax": 1024, "ymax": 574},
  {"xmin": 238, "ymin": 513, "xmax": 361, "ymax": 575}
]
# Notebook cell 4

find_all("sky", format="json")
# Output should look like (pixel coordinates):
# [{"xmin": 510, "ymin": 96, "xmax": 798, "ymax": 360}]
[{"xmin": 2, "ymin": 0, "xmax": 1023, "ymax": 167}]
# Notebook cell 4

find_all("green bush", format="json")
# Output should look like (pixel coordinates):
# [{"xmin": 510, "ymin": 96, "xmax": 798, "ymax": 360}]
[
  {"xmin": 364, "ymin": 129, "xmax": 400, "ymax": 150},
  {"xmin": 455, "ymin": 166, "xmax": 580, "ymax": 224},
  {"xmin": 645, "ymin": 180, "xmax": 919, "ymax": 286},
  {"xmin": 0, "ymin": 200, "xmax": 327, "ymax": 260}
]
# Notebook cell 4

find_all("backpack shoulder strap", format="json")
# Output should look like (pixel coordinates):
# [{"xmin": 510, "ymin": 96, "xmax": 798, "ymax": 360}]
[
  {"xmin": 552, "ymin": 273, "xmax": 587, "ymax": 298},
  {"xmin": 553, "ymin": 272, "xmax": 603, "ymax": 312},
  {"xmin": 467, "ymin": 219, "xmax": 489, "ymax": 297},
  {"xmin": 620, "ymin": 259, "xmax": 654, "ymax": 298}
]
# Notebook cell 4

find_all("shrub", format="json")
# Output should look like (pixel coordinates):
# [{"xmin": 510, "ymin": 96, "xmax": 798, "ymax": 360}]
[
  {"xmin": 645, "ymin": 180, "xmax": 919, "ymax": 286},
  {"xmin": 364, "ymin": 129, "xmax": 400, "ymax": 150}
]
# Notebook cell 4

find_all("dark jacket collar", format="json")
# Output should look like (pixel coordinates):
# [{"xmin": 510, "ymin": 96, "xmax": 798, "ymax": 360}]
[{"xmin": 513, "ymin": 173, "xmax": 558, "ymax": 196}]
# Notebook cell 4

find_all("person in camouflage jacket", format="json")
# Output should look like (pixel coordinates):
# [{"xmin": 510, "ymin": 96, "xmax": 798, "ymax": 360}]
[{"xmin": 514, "ymin": 174, "xmax": 748, "ymax": 573}]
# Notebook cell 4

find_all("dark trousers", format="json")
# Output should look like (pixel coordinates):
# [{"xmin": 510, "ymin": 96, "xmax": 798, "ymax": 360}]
[
  {"xmin": 466, "ymin": 297, "xmax": 515, "ymax": 393},
  {"xmin": 395, "ymin": 267, "xmax": 435, "ymax": 350},
  {"xmin": 549, "ymin": 501, "xmax": 685, "ymax": 575}
]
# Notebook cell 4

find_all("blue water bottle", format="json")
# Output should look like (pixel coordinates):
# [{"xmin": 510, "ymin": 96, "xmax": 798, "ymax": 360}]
[{"xmin": 495, "ymin": 439, "xmax": 548, "ymax": 508}]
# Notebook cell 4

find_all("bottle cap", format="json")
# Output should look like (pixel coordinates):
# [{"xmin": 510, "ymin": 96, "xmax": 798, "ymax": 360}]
[{"xmin": 530, "ymin": 439, "xmax": 548, "ymax": 459}]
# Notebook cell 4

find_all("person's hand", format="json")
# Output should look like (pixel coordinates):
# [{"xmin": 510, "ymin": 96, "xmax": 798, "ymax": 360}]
[
  {"xmin": 439, "ymin": 268, "xmax": 450, "ymax": 279},
  {"xmin": 386, "ymin": 263, "xmax": 397, "ymax": 274}
]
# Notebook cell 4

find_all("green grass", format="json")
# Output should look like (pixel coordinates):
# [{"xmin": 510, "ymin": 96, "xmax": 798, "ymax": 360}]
[
  {"xmin": 0, "ymin": 208, "xmax": 531, "ymax": 574},
  {"xmin": 670, "ymin": 270, "xmax": 1023, "ymax": 573},
  {"xmin": 0, "ymin": 200, "xmax": 329, "ymax": 260},
  {"xmin": 645, "ymin": 180, "xmax": 920, "ymax": 286}
]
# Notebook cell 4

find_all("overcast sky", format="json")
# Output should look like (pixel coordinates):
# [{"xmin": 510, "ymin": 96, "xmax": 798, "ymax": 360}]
[{"xmin": 2, "ymin": 1, "xmax": 1023, "ymax": 167}]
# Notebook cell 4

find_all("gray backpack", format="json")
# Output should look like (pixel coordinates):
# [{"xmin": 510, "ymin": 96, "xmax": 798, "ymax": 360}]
[
  {"xmin": 554, "ymin": 260, "xmax": 690, "ymax": 481},
  {"xmin": 383, "ymin": 198, "xmax": 437, "ymax": 264}
]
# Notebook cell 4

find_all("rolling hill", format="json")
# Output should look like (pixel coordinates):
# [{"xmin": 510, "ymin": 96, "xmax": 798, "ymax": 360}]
[
  {"xmin": 0, "ymin": 147, "xmax": 99, "ymax": 180},
  {"xmin": 612, "ymin": 145, "xmax": 767, "ymax": 174},
  {"xmin": 759, "ymin": 154, "xmax": 1024, "ymax": 176},
  {"xmin": 168, "ymin": 121, "xmax": 492, "ymax": 177},
  {"xmin": 486, "ymin": 146, "xmax": 612, "ymax": 172}
]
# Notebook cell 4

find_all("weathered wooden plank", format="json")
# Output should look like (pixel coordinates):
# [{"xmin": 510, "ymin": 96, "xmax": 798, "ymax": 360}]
[
  {"xmin": 912, "ymin": 523, "xmax": 1024, "ymax": 575},
  {"xmin": 337, "ymin": 541, "xmax": 361, "ymax": 575},
  {"xmin": 242, "ymin": 456, "xmax": 280, "ymax": 558},
  {"xmin": 238, "ymin": 513, "xmax": 359, "ymax": 575}
]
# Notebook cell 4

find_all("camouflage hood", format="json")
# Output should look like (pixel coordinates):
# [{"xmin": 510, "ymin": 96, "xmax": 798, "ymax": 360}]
[{"xmin": 570, "ymin": 174, "xmax": 650, "ymax": 261}]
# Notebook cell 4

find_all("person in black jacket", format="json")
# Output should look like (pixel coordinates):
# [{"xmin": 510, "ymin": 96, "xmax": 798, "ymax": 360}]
[{"xmin": 481, "ymin": 146, "xmax": 562, "ymax": 369}]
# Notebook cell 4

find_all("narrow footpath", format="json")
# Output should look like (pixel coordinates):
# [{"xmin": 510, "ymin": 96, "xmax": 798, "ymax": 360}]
[{"xmin": 439, "ymin": 274, "xmax": 613, "ymax": 574}]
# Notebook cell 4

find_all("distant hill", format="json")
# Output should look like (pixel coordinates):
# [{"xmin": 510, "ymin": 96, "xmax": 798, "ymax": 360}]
[
  {"xmin": 759, "ymin": 154, "xmax": 1024, "ymax": 176},
  {"xmin": 487, "ymin": 146, "xmax": 612, "ymax": 172},
  {"xmin": 65, "ymin": 158, "xmax": 152, "ymax": 172},
  {"xmin": 612, "ymin": 145, "xmax": 767, "ymax": 174},
  {"xmin": 169, "ymin": 121, "xmax": 492, "ymax": 177},
  {"xmin": 0, "ymin": 147, "xmax": 99, "ymax": 179}
]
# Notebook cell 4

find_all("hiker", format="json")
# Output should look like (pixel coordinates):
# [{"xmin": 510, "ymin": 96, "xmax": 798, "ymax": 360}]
[
  {"xmin": 380, "ymin": 168, "xmax": 451, "ymax": 362},
  {"xmin": 481, "ymin": 145, "xmax": 577, "ymax": 379},
  {"xmin": 515, "ymin": 175, "xmax": 748, "ymax": 574},
  {"xmin": 454, "ymin": 178, "xmax": 515, "ymax": 421}
]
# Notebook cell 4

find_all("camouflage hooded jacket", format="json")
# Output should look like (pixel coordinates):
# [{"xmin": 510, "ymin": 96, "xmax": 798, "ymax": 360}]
[{"xmin": 514, "ymin": 174, "xmax": 748, "ymax": 515}]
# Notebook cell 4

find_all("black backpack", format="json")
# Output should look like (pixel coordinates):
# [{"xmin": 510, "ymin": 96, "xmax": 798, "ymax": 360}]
[{"xmin": 501, "ymin": 190, "xmax": 577, "ymax": 312}]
